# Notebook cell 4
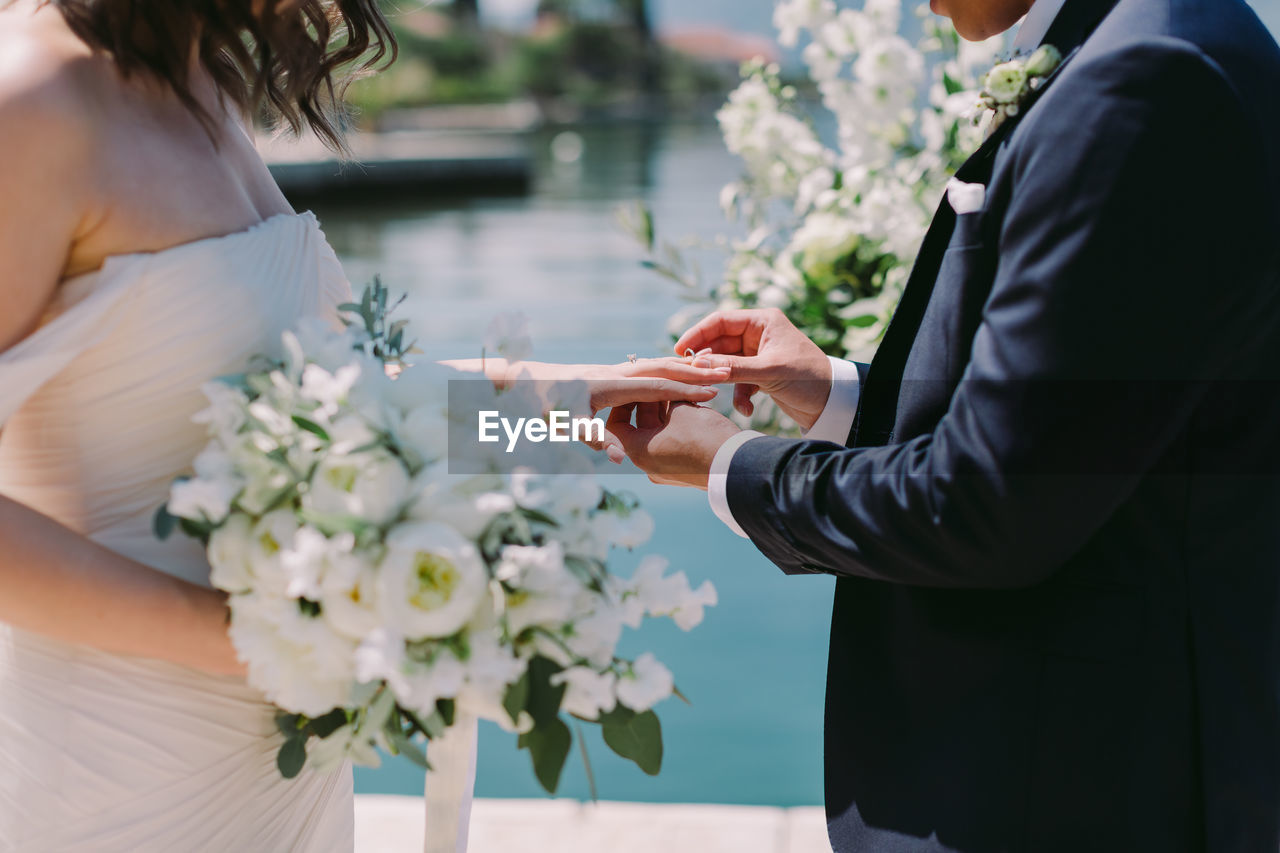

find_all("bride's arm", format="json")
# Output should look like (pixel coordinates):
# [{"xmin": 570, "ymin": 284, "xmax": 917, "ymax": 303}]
[
  {"xmin": 0, "ymin": 63, "xmax": 244, "ymax": 676},
  {"xmin": 0, "ymin": 499, "xmax": 244, "ymax": 675}
]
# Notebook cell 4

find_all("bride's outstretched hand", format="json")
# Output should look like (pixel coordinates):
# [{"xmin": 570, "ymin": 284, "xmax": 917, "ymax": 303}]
[{"xmin": 508, "ymin": 356, "xmax": 731, "ymax": 462}]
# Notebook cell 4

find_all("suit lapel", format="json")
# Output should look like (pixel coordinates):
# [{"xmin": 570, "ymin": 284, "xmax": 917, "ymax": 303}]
[{"xmin": 849, "ymin": 0, "xmax": 1119, "ymax": 449}]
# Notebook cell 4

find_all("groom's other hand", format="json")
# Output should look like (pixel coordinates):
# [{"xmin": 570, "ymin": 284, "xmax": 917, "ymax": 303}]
[
  {"xmin": 675, "ymin": 308, "xmax": 831, "ymax": 430},
  {"xmin": 608, "ymin": 401, "xmax": 740, "ymax": 489}
]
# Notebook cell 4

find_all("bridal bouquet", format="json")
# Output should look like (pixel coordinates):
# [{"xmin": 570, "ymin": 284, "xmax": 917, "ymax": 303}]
[
  {"xmin": 623, "ymin": 0, "xmax": 1003, "ymax": 429},
  {"xmin": 157, "ymin": 283, "xmax": 716, "ymax": 793}
]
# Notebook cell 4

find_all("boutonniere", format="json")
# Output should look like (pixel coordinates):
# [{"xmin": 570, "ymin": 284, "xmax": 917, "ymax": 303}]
[{"xmin": 972, "ymin": 44, "xmax": 1063, "ymax": 134}]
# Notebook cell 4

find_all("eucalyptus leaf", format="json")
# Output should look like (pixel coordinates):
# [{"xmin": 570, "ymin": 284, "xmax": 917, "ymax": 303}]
[
  {"xmin": 524, "ymin": 656, "xmax": 567, "ymax": 727},
  {"xmin": 518, "ymin": 718, "xmax": 572, "ymax": 794},
  {"xmin": 291, "ymin": 416, "xmax": 331, "ymax": 441},
  {"xmin": 600, "ymin": 708, "xmax": 663, "ymax": 776},
  {"xmin": 503, "ymin": 670, "xmax": 531, "ymax": 729},
  {"xmin": 153, "ymin": 503, "xmax": 176, "ymax": 541},
  {"xmin": 277, "ymin": 736, "xmax": 307, "ymax": 779}
]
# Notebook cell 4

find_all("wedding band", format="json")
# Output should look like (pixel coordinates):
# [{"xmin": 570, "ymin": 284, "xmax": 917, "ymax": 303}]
[
  {"xmin": 684, "ymin": 348, "xmax": 696, "ymax": 359},
  {"xmin": 627, "ymin": 353, "xmax": 637, "ymax": 364}
]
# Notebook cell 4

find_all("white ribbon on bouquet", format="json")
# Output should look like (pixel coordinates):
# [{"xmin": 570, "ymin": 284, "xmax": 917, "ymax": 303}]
[{"xmin": 422, "ymin": 712, "xmax": 479, "ymax": 853}]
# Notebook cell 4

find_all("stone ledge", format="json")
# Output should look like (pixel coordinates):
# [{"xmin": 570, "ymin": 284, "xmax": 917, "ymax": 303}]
[{"xmin": 355, "ymin": 796, "xmax": 832, "ymax": 853}]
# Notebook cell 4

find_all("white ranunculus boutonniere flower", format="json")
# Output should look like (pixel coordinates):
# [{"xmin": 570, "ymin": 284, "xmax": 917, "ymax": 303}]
[{"xmin": 974, "ymin": 44, "xmax": 1062, "ymax": 133}]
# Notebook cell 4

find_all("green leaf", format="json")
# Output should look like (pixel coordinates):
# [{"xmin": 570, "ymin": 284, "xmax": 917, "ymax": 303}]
[
  {"xmin": 277, "ymin": 736, "xmax": 307, "ymax": 779},
  {"xmin": 385, "ymin": 715, "xmax": 431, "ymax": 770},
  {"xmin": 307, "ymin": 708, "xmax": 349, "ymax": 739},
  {"xmin": 503, "ymin": 670, "xmax": 531, "ymax": 729},
  {"xmin": 337, "ymin": 302, "xmax": 363, "ymax": 315},
  {"xmin": 292, "ymin": 416, "xmax": 331, "ymax": 441},
  {"xmin": 600, "ymin": 708, "xmax": 663, "ymax": 776},
  {"xmin": 518, "ymin": 718, "xmax": 572, "ymax": 794},
  {"xmin": 437, "ymin": 698, "xmax": 456, "ymax": 728},
  {"xmin": 275, "ymin": 712, "xmax": 303, "ymax": 738},
  {"xmin": 518, "ymin": 506, "xmax": 560, "ymax": 528},
  {"xmin": 524, "ymin": 656, "xmax": 567, "ymax": 727},
  {"xmin": 153, "ymin": 503, "xmax": 176, "ymax": 541}
]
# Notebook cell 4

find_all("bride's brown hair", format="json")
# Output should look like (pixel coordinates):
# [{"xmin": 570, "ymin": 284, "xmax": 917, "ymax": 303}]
[{"xmin": 46, "ymin": 0, "xmax": 396, "ymax": 151}]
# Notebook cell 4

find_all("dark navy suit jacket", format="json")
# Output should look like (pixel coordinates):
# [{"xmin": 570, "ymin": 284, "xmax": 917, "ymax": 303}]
[{"xmin": 724, "ymin": 0, "xmax": 1280, "ymax": 849}]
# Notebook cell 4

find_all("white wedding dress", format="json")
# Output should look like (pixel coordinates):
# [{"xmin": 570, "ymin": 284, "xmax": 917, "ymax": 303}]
[{"xmin": 0, "ymin": 212, "xmax": 473, "ymax": 852}]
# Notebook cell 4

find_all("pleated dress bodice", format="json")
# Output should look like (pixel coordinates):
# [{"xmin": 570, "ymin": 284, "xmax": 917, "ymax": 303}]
[{"xmin": 0, "ymin": 212, "xmax": 358, "ymax": 852}]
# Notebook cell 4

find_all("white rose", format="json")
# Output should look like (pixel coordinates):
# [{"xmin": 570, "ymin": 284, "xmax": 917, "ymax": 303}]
[
  {"xmin": 984, "ymin": 61, "xmax": 1028, "ymax": 104},
  {"xmin": 377, "ymin": 522, "xmax": 489, "ymax": 639},
  {"xmin": 208, "ymin": 513, "xmax": 255, "ymax": 593},
  {"xmin": 304, "ymin": 450, "xmax": 410, "ymax": 527},
  {"xmin": 615, "ymin": 653, "xmax": 674, "ymax": 713},
  {"xmin": 320, "ymin": 550, "xmax": 382, "ymax": 641},
  {"xmin": 789, "ymin": 212, "xmax": 860, "ymax": 280},
  {"xmin": 229, "ymin": 593, "xmax": 356, "ymax": 717},
  {"xmin": 552, "ymin": 667, "xmax": 618, "ymax": 720},
  {"xmin": 246, "ymin": 510, "xmax": 302, "ymax": 597}
]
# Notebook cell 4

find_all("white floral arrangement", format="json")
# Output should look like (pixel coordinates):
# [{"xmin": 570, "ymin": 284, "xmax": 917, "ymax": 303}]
[
  {"xmin": 622, "ymin": 0, "xmax": 1004, "ymax": 430},
  {"xmin": 158, "ymin": 283, "xmax": 716, "ymax": 792}
]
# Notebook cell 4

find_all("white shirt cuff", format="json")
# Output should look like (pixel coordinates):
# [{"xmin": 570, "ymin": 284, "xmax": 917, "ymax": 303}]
[
  {"xmin": 707, "ymin": 430, "xmax": 765, "ymax": 539},
  {"xmin": 802, "ymin": 357, "xmax": 862, "ymax": 445}
]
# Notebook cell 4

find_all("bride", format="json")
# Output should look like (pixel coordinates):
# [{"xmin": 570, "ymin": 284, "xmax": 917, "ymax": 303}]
[{"xmin": 0, "ymin": 1, "xmax": 724, "ymax": 850}]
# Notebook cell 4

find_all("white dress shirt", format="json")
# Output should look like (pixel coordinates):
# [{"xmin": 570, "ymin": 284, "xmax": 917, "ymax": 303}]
[{"xmin": 706, "ymin": 0, "xmax": 1065, "ymax": 539}]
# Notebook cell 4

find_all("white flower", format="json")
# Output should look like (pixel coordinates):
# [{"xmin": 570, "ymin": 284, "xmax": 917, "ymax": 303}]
[
  {"xmin": 304, "ymin": 450, "xmax": 410, "ymax": 527},
  {"xmin": 192, "ymin": 382, "xmax": 249, "ymax": 444},
  {"xmin": 627, "ymin": 555, "xmax": 718, "ymax": 631},
  {"xmin": 278, "ymin": 526, "xmax": 347, "ymax": 601},
  {"xmin": 592, "ymin": 509, "xmax": 655, "ymax": 550},
  {"xmin": 484, "ymin": 312, "xmax": 533, "ymax": 364},
  {"xmin": 615, "ymin": 653, "xmax": 674, "ymax": 712},
  {"xmin": 788, "ymin": 212, "xmax": 860, "ymax": 280},
  {"xmin": 564, "ymin": 605, "xmax": 625, "ymax": 669},
  {"xmin": 497, "ymin": 542, "xmax": 580, "ymax": 635},
  {"xmin": 246, "ymin": 510, "xmax": 302, "ymax": 598},
  {"xmin": 454, "ymin": 630, "xmax": 530, "ymax": 731},
  {"xmin": 551, "ymin": 667, "xmax": 618, "ymax": 720},
  {"xmin": 208, "ymin": 513, "xmax": 255, "ymax": 593},
  {"xmin": 292, "ymin": 316, "xmax": 368, "ymax": 373},
  {"xmin": 300, "ymin": 362, "xmax": 362, "ymax": 416},
  {"xmin": 377, "ymin": 522, "xmax": 489, "ymax": 639},
  {"xmin": 168, "ymin": 476, "xmax": 239, "ymax": 524},
  {"xmin": 1023, "ymin": 44, "xmax": 1062, "ymax": 77},
  {"xmin": 230, "ymin": 593, "xmax": 356, "ymax": 717},
  {"xmin": 409, "ymin": 464, "xmax": 516, "ymax": 539},
  {"xmin": 320, "ymin": 550, "xmax": 382, "ymax": 640},
  {"xmin": 984, "ymin": 61, "xmax": 1028, "ymax": 104},
  {"xmin": 354, "ymin": 627, "xmax": 412, "ymax": 699},
  {"xmin": 396, "ymin": 403, "xmax": 449, "ymax": 470}
]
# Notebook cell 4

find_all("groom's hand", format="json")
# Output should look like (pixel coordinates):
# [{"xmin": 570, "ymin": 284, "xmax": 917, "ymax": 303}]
[
  {"xmin": 608, "ymin": 402, "xmax": 741, "ymax": 490},
  {"xmin": 675, "ymin": 309, "xmax": 831, "ymax": 430}
]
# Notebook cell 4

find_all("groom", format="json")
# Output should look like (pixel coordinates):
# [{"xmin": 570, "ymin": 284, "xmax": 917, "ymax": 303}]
[{"xmin": 611, "ymin": 0, "xmax": 1280, "ymax": 849}]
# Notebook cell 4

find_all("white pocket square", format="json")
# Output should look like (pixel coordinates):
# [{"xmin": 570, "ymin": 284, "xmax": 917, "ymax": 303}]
[{"xmin": 946, "ymin": 178, "xmax": 986, "ymax": 214}]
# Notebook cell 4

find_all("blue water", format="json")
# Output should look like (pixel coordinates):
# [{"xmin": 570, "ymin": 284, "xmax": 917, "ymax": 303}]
[{"xmin": 312, "ymin": 122, "xmax": 833, "ymax": 806}]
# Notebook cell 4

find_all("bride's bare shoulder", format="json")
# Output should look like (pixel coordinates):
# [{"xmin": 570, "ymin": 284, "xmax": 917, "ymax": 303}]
[{"xmin": 0, "ymin": 6, "xmax": 100, "ymax": 141}]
